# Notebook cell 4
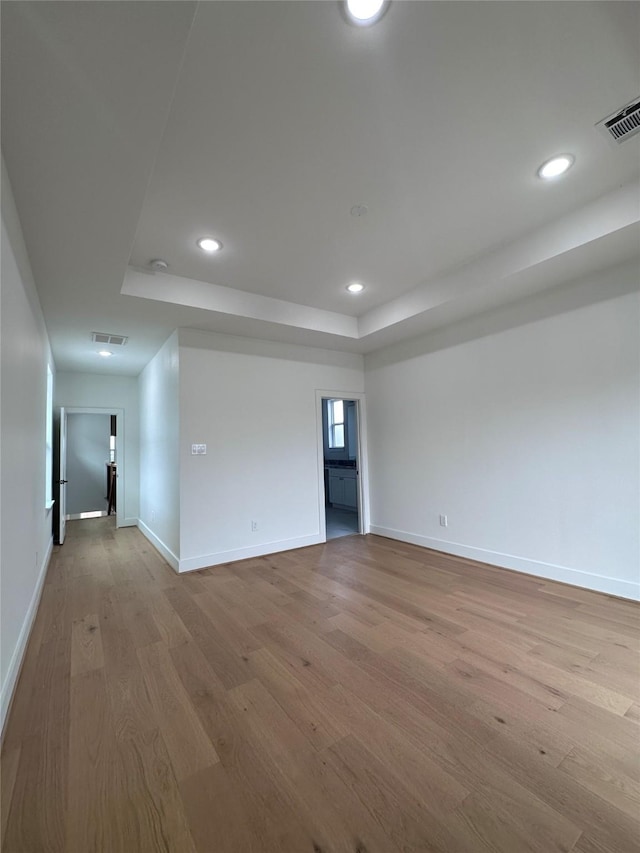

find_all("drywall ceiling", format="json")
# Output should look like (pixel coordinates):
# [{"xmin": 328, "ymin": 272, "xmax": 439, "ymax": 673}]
[{"xmin": 2, "ymin": 1, "xmax": 639, "ymax": 375}]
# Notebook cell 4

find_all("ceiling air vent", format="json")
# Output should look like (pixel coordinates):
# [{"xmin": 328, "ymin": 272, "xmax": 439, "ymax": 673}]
[
  {"xmin": 596, "ymin": 97, "xmax": 640, "ymax": 144},
  {"xmin": 92, "ymin": 332, "xmax": 128, "ymax": 346}
]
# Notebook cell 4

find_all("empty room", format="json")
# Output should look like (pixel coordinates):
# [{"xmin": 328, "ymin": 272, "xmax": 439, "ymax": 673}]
[{"xmin": 1, "ymin": 2, "xmax": 639, "ymax": 852}]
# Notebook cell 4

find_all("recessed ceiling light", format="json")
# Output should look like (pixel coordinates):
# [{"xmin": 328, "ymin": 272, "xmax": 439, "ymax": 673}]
[
  {"xmin": 98, "ymin": 350, "xmax": 113, "ymax": 358},
  {"xmin": 347, "ymin": 282, "xmax": 365, "ymax": 293},
  {"xmin": 537, "ymin": 154, "xmax": 575, "ymax": 180},
  {"xmin": 345, "ymin": 0, "xmax": 388, "ymax": 26},
  {"xmin": 197, "ymin": 237, "xmax": 222, "ymax": 253}
]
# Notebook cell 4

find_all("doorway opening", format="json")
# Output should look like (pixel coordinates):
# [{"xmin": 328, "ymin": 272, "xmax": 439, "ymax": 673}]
[
  {"xmin": 321, "ymin": 396, "xmax": 361, "ymax": 540},
  {"xmin": 54, "ymin": 407, "xmax": 124, "ymax": 544}
]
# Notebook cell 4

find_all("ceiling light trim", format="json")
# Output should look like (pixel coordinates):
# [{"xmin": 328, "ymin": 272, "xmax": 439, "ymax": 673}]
[
  {"xmin": 537, "ymin": 154, "xmax": 575, "ymax": 180},
  {"xmin": 343, "ymin": 0, "xmax": 389, "ymax": 26},
  {"xmin": 197, "ymin": 237, "xmax": 223, "ymax": 253}
]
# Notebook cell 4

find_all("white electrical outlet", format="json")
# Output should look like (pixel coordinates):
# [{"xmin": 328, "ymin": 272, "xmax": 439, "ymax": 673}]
[
  {"xmin": 191, "ymin": 443, "xmax": 207, "ymax": 455},
  {"xmin": 439, "ymin": 514, "xmax": 448, "ymax": 527},
  {"xmin": 151, "ymin": 509, "xmax": 156, "ymax": 523},
  {"xmin": 251, "ymin": 520, "xmax": 258, "ymax": 532}
]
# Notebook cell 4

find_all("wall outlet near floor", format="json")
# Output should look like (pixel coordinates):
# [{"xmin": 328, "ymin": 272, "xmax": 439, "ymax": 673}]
[
  {"xmin": 151, "ymin": 509, "xmax": 156, "ymax": 523},
  {"xmin": 439, "ymin": 514, "xmax": 448, "ymax": 527},
  {"xmin": 251, "ymin": 520, "xmax": 258, "ymax": 532}
]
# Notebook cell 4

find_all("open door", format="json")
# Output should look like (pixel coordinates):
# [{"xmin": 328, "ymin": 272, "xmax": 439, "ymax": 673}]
[{"xmin": 57, "ymin": 406, "xmax": 68, "ymax": 544}]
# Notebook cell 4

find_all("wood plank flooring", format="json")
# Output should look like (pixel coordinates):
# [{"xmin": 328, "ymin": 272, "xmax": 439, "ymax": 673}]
[{"xmin": 2, "ymin": 517, "xmax": 639, "ymax": 852}]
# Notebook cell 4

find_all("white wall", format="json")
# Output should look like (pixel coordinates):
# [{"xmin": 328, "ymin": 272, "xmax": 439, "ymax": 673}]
[
  {"xmin": 138, "ymin": 332, "xmax": 180, "ymax": 568},
  {"xmin": 366, "ymin": 289, "xmax": 640, "ymax": 600},
  {"xmin": 178, "ymin": 330, "xmax": 364, "ymax": 571},
  {"xmin": 0, "ymin": 159, "xmax": 55, "ymax": 731},
  {"xmin": 55, "ymin": 372, "xmax": 139, "ymax": 525},
  {"xmin": 66, "ymin": 413, "xmax": 111, "ymax": 515}
]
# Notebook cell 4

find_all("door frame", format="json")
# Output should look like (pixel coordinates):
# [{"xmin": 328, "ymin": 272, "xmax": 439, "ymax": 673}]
[
  {"xmin": 62, "ymin": 407, "xmax": 125, "ymax": 528},
  {"xmin": 57, "ymin": 406, "xmax": 67, "ymax": 544},
  {"xmin": 315, "ymin": 390, "xmax": 369, "ymax": 542}
]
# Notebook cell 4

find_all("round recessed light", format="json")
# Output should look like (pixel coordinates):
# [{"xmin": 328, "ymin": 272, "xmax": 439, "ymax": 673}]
[
  {"xmin": 345, "ymin": 0, "xmax": 388, "ymax": 25},
  {"xmin": 98, "ymin": 350, "xmax": 113, "ymax": 358},
  {"xmin": 197, "ymin": 237, "xmax": 223, "ymax": 253},
  {"xmin": 346, "ymin": 282, "xmax": 365, "ymax": 293},
  {"xmin": 537, "ymin": 154, "xmax": 575, "ymax": 180}
]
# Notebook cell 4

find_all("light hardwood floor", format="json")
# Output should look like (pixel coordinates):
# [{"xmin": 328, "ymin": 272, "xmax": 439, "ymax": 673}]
[{"xmin": 2, "ymin": 518, "xmax": 639, "ymax": 852}]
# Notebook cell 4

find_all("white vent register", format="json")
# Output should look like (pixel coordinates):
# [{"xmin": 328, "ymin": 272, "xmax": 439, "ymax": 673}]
[
  {"xmin": 596, "ymin": 97, "xmax": 640, "ymax": 144},
  {"xmin": 92, "ymin": 331, "xmax": 128, "ymax": 346}
]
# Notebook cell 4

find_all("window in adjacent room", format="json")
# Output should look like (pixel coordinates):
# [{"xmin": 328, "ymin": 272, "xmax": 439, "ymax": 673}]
[{"xmin": 328, "ymin": 399, "xmax": 345, "ymax": 449}]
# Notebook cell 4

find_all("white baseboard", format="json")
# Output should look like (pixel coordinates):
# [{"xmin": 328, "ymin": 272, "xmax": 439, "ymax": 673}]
[
  {"xmin": 179, "ymin": 533, "xmax": 324, "ymax": 573},
  {"xmin": 137, "ymin": 520, "xmax": 179, "ymax": 572},
  {"xmin": 1, "ymin": 536, "xmax": 53, "ymax": 736},
  {"xmin": 369, "ymin": 525, "xmax": 640, "ymax": 602}
]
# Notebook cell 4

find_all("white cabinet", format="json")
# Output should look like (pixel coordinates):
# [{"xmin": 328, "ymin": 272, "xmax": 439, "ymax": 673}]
[
  {"xmin": 328, "ymin": 474, "xmax": 344, "ymax": 506},
  {"xmin": 342, "ymin": 476, "xmax": 357, "ymax": 508},
  {"xmin": 328, "ymin": 467, "xmax": 357, "ymax": 509}
]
